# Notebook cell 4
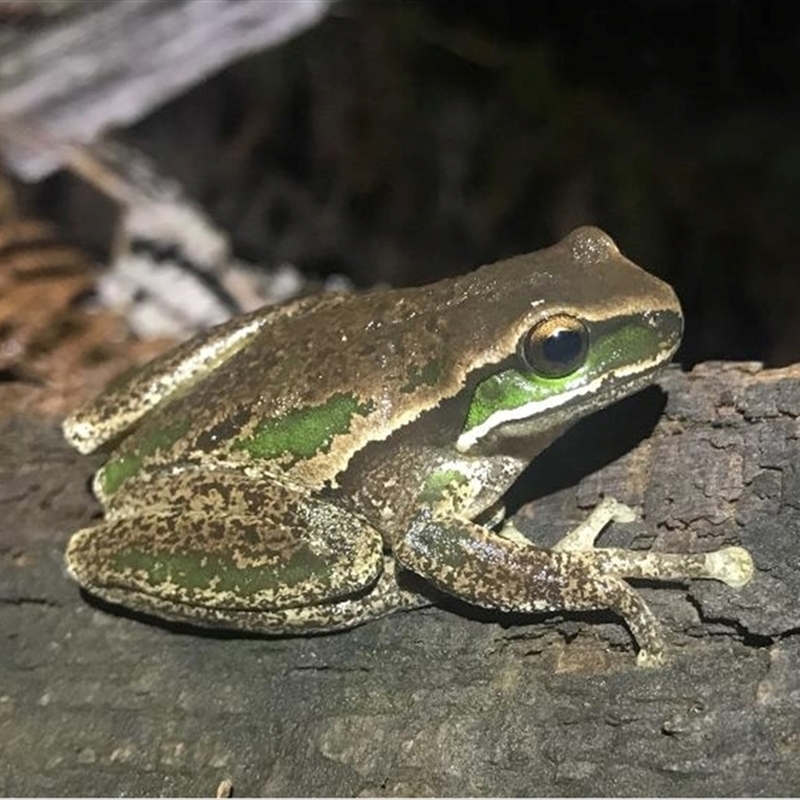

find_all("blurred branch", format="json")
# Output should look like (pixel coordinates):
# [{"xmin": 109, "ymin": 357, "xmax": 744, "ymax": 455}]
[{"xmin": 0, "ymin": 0, "xmax": 333, "ymax": 180}]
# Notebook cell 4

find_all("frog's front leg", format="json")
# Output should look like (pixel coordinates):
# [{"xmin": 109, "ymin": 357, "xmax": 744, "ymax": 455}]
[
  {"xmin": 552, "ymin": 497, "xmax": 754, "ymax": 587},
  {"xmin": 395, "ymin": 502, "xmax": 754, "ymax": 666},
  {"xmin": 509, "ymin": 497, "xmax": 753, "ymax": 589}
]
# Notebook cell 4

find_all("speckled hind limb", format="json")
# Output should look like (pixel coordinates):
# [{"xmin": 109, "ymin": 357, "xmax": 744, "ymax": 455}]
[{"xmin": 65, "ymin": 471, "xmax": 430, "ymax": 634}]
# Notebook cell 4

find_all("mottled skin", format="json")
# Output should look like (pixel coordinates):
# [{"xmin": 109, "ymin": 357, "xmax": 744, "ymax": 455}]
[{"xmin": 63, "ymin": 227, "xmax": 753, "ymax": 665}]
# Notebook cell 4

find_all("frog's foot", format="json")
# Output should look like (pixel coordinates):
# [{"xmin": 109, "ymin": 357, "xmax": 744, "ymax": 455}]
[
  {"xmin": 551, "ymin": 498, "xmax": 755, "ymax": 589},
  {"xmin": 560, "ymin": 545, "xmax": 752, "ymax": 668},
  {"xmin": 555, "ymin": 502, "xmax": 754, "ymax": 664},
  {"xmin": 704, "ymin": 546, "xmax": 754, "ymax": 588}
]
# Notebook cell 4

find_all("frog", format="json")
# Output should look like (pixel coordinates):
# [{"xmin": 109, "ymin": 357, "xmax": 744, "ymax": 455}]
[{"xmin": 63, "ymin": 226, "xmax": 754, "ymax": 666}]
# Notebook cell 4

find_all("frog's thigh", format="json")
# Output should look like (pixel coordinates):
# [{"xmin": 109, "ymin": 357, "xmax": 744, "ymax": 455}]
[
  {"xmin": 216, "ymin": 555, "xmax": 429, "ymax": 634},
  {"xmin": 66, "ymin": 480, "xmax": 407, "ymax": 632}
]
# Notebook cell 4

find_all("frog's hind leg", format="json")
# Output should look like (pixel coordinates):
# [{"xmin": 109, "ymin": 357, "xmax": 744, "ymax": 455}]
[
  {"xmin": 86, "ymin": 551, "xmax": 426, "ymax": 635},
  {"xmin": 175, "ymin": 555, "xmax": 428, "ymax": 635},
  {"xmin": 65, "ymin": 471, "xmax": 427, "ymax": 635},
  {"xmin": 224, "ymin": 556, "xmax": 429, "ymax": 634}
]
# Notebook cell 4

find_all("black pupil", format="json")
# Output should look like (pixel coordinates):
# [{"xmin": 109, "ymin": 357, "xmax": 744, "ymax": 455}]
[{"xmin": 542, "ymin": 327, "xmax": 583, "ymax": 367}]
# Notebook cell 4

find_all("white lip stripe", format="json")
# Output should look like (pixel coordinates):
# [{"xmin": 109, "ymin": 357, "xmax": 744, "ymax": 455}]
[{"xmin": 455, "ymin": 349, "xmax": 670, "ymax": 452}]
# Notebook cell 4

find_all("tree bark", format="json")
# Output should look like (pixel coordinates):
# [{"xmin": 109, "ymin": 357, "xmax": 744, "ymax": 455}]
[{"xmin": 1, "ymin": 361, "xmax": 798, "ymax": 796}]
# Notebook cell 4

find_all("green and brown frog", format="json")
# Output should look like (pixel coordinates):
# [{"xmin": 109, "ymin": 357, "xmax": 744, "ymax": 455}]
[{"xmin": 63, "ymin": 227, "xmax": 753, "ymax": 666}]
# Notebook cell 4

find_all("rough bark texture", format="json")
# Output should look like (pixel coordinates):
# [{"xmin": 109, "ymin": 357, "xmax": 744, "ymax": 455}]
[{"xmin": 1, "ymin": 361, "xmax": 799, "ymax": 796}]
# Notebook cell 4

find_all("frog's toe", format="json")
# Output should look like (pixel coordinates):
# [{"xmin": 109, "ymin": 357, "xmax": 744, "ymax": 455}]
[
  {"xmin": 636, "ymin": 648, "xmax": 667, "ymax": 668},
  {"xmin": 604, "ymin": 497, "xmax": 637, "ymax": 524},
  {"xmin": 552, "ymin": 496, "xmax": 638, "ymax": 553},
  {"xmin": 704, "ymin": 546, "xmax": 754, "ymax": 588}
]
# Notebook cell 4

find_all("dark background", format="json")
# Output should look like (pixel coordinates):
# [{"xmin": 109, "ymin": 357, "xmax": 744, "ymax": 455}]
[{"xmin": 29, "ymin": 0, "xmax": 800, "ymax": 367}]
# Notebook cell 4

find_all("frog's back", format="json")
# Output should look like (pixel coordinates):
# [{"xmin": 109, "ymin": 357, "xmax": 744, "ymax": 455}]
[
  {"xmin": 62, "ymin": 293, "xmax": 346, "ymax": 455},
  {"xmin": 71, "ymin": 227, "xmax": 671, "ymax": 492},
  {"xmin": 106, "ymin": 281, "xmax": 482, "ymax": 486}
]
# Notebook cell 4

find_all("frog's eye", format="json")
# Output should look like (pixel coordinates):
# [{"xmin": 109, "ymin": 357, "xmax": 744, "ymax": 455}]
[{"xmin": 520, "ymin": 314, "xmax": 590, "ymax": 378}]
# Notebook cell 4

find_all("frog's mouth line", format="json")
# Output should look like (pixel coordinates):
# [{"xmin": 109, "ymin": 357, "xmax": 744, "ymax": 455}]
[{"xmin": 455, "ymin": 351, "xmax": 672, "ymax": 453}]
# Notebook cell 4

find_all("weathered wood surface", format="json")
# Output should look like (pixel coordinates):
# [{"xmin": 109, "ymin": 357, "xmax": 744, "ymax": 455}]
[{"xmin": 1, "ymin": 361, "xmax": 799, "ymax": 796}]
